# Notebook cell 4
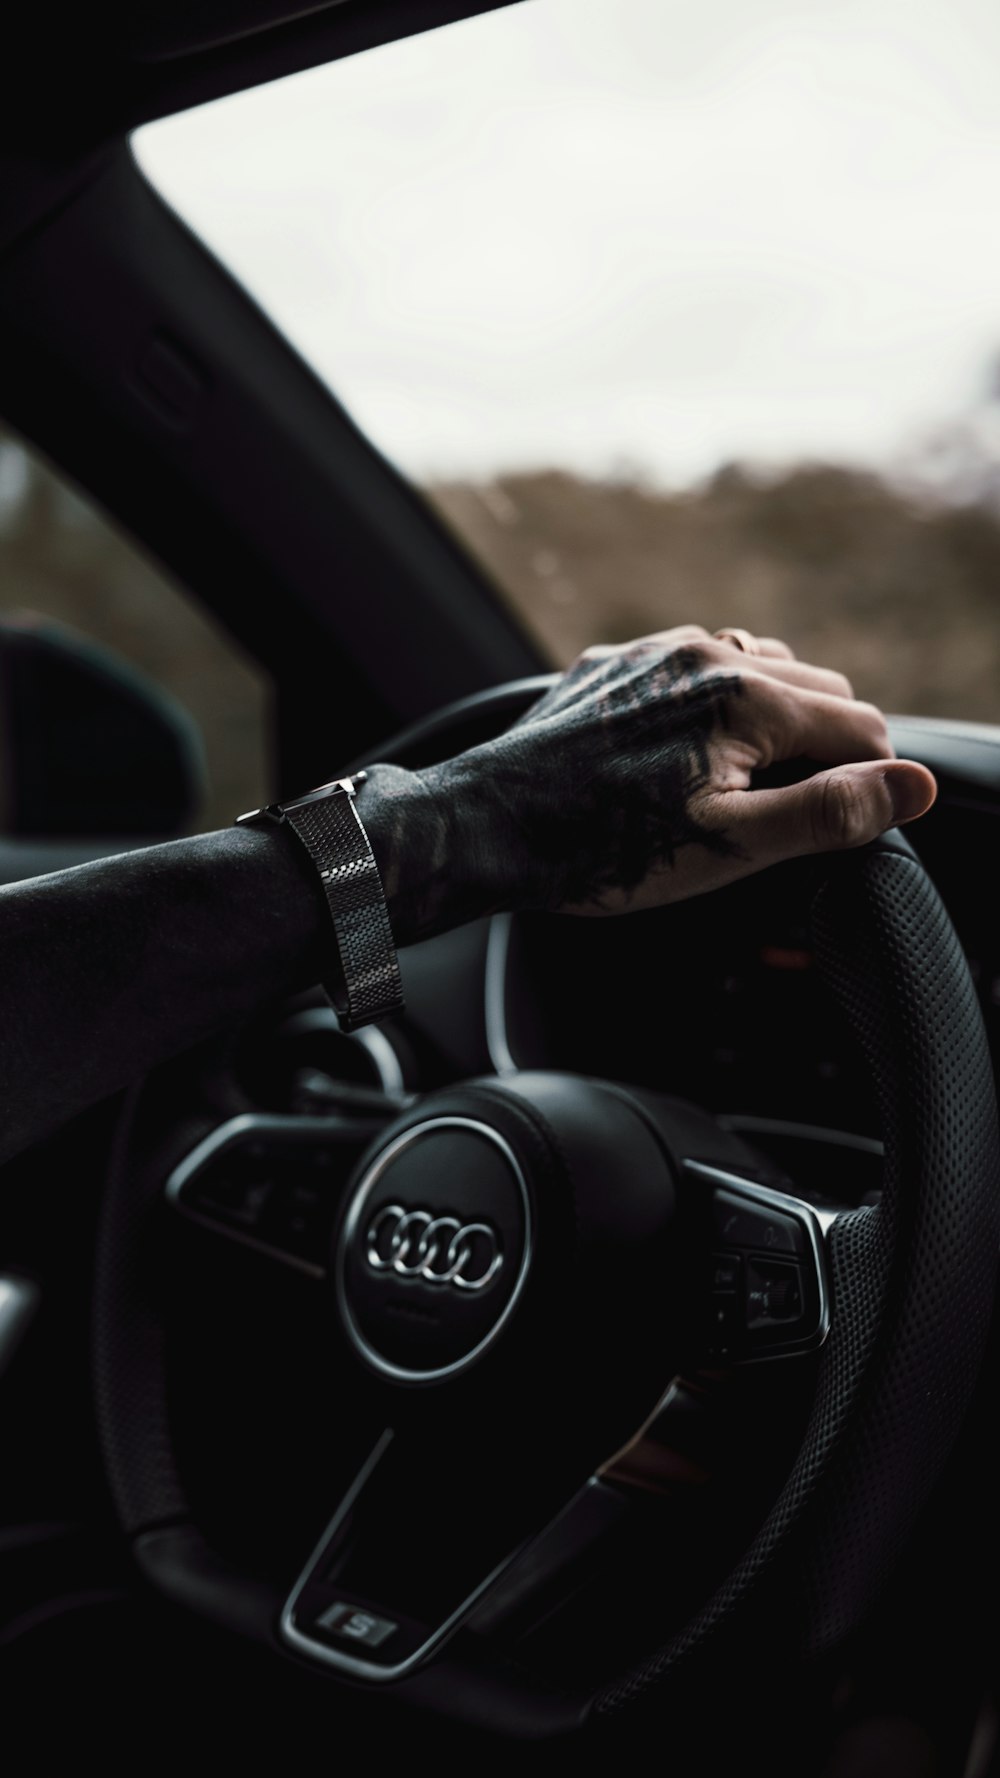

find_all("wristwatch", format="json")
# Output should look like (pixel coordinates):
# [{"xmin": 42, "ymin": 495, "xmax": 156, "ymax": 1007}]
[{"xmin": 236, "ymin": 771, "xmax": 404, "ymax": 1031}]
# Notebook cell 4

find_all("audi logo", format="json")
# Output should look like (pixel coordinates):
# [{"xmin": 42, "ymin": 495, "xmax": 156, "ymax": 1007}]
[{"xmin": 365, "ymin": 1204, "xmax": 503, "ymax": 1292}]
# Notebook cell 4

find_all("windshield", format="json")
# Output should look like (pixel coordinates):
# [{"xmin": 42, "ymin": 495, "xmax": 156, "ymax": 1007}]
[{"xmin": 136, "ymin": 0, "xmax": 1000, "ymax": 720}]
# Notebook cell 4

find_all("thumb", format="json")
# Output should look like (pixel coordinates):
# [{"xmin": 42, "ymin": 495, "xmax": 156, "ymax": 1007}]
[{"xmin": 719, "ymin": 759, "xmax": 938, "ymax": 867}]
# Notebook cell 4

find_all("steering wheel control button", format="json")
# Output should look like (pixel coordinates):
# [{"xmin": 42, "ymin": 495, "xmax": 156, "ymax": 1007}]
[
  {"xmin": 746, "ymin": 1258, "xmax": 804, "ymax": 1329},
  {"xmin": 315, "ymin": 1601, "xmax": 398, "ymax": 1650},
  {"xmin": 706, "ymin": 1293, "xmax": 741, "ymax": 1362},
  {"xmin": 336, "ymin": 1117, "xmax": 532, "ymax": 1383},
  {"xmin": 710, "ymin": 1188, "xmax": 803, "ymax": 1257},
  {"xmin": 705, "ymin": 1253, "xmax": 743, "ymax": 1359},
  {"xmin": 166, "ymin": 1114, "xmax": 382, "ymax": 1276},
  {"xmin": 685, "ymin": 1160, "xmax": 830, "ymax": 1364},
  {"xmin": 712, "ymin": 1253, "xmax": 741, "ymax": 1293}
]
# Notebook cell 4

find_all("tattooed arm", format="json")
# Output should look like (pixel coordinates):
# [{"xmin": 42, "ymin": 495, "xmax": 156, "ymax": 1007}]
[
  {"xmin": 0, "ymin": 626, "xmax": 934, "ymax": 1163},
  {"xmin": 363, "ymin": 625, "xmax": 937, "ymax": 940}
]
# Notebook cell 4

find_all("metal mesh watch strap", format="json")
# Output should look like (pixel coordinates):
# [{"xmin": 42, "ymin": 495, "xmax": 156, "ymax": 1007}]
[
  {"xmin": 282, "ymin": 785, "xmax": 403, "ymax": 1031},
  {"xmin": 237, "ymin": 775, "xmax": 404, "ymax": 1031}
]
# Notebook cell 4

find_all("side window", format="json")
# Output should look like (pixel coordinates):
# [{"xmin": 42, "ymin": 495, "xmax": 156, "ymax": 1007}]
[
  {"xmin": 138, "ymin": 0, "xmax": 1000, "ymax": 731},
  {"xmin": 0, "ymin": 427, "xmax": 270, "ymax": 835},
  {"xmin": 427, "ymin": 466, "xmax": 1000, "ymax": 724}
]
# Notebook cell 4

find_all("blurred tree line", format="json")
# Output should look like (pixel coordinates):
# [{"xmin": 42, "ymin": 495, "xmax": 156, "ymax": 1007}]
[{"xmin": 430, "ymin": 461, "xmax": 1000, "ymax": 722}]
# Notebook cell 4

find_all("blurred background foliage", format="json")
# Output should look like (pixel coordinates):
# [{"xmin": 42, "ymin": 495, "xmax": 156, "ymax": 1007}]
[{"xmin": 430, "ymin": 452, "xmax": 1000, "ymax": 722}]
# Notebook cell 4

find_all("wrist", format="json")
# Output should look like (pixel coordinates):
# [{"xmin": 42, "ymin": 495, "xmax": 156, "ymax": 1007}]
[
  {"xmin": 358, "ymin": 757, "xmax": 515, "ymax": 945},
  {"xmin": 237, "ymin": 772, "xmax": 405, "ymax": 1028}
]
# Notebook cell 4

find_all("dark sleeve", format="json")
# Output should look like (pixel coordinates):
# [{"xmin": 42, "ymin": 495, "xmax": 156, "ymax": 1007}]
[
  {"xmin": 0, "ymin": 757, "xmax": 511, "ymax": 1165},
  {"xmin": 0, "ymin": 825, "xmax": 326, "ymax": 1166}
]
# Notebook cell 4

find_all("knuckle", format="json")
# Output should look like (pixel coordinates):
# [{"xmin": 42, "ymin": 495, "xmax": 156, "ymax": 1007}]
[
  {"xmin": 815, "ymin": 772, "xmax": 876, "ymax": 849},
  {"xmin": 633, "ymin": 626, "xmax": 712, "ymax": 664},
  {"xmin": 682, "ymin": 638, "xmax": 719, "ymax": 672},
  {"xmin": 668, "ymin": 624, "xmax": 711, "ymax": 645},
  {"xmin": 697, "ymin": 637, "xmax": 733, "ymax": 666},
  {"xmin": 634, "ymin": 624, "xmax": 710, "ymax": 649},
  {"xmin": 733, "ymin": 672, "xmax": 788, "ymax": 760},
  {"xmin": 743, "ymin": 668, "xmax": 784, "ymax": 715}
]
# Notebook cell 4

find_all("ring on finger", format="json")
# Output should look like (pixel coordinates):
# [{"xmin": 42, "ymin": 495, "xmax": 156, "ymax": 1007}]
[{"xmin": 713, "ymin": 626, "xmax": 761, "ymax": 656}]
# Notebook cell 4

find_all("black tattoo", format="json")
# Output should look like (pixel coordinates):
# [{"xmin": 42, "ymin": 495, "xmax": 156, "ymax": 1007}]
[
  {"xmin": 482, "ymin": 645, "xmax": 743, "ymax": 909},
  {"xmin": 0, "ymin": 644, "xmax": 744, "ymax": 1165},
  {"xmin": 361, "ymin": 644, "xmax": 744, "ymax": 940}
]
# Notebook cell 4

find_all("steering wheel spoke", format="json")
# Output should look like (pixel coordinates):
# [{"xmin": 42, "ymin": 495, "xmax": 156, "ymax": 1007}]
[
  {"xmin": 165, "ymin": 1110, "xmax": 392, "ymax": 1275},
  {"xmin": 280, "ymin": 1425, "xmax": 552, "ymax": 1680}
]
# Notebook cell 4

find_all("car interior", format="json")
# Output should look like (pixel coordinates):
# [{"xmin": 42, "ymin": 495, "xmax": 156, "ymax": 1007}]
[{"xmin": 3, "ymin": 2, "xmax": 1000, "ymax": 1769}]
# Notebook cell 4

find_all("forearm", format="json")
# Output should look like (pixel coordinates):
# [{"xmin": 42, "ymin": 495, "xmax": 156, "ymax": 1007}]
[
  {"xmin": 0, "ymin": 763, "xmax": 500, "ymax": 1166},
  {"xmin": 0, "ymin": 826, "xmax": 318, "ymax": 1163},
  {"xmin": 0, "ymin": 619, "xmax": 937, "ymax": 1168}
]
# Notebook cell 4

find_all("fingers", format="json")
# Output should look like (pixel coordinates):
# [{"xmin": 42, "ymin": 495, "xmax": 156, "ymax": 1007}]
[
  {"xmin": 751, "ymin": 636, "xmax": 796, "ymax": 660},
  {"xmin": 611, "ymin": 630, "xmax": 848, "ymax": 699},
  {"xmin": 580, "ymin": 630, "xmax": 841, "ymax": 691},
  {"xmin": 714, "ymin": 629, "xmax": 795, "ymax": 661},
  {"xmin": 733, "ymin": 680, "xmax": 894, "ymax": 766},
  {"xmin": 741, "ymin": 658, "xmax": 854, "ymax": 700},
  {"xmin": 573, "ymin": 626, "xmax": 878, "ymax": 767},
  {"xmin": 629, "ymin": 627, "xmax": 797, "ymax": 662},
  {"xmin": 703, "ymin": 760, "xmax": 938, "ymax": 867}
]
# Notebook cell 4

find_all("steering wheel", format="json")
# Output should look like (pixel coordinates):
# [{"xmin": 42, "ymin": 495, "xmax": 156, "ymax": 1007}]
[{"xmin": 92, "ymin": 678, "xmax": 1000, "ymax": 1745}]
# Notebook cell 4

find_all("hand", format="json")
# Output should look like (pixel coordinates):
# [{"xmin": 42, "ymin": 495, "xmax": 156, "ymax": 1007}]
[
  {"xmin": 482, "ymin": 625, "xmax": 937, "ymax": 913},
  {"xmin": 363, "ymin": 626, "xmax": 937, "ymax": 937}
]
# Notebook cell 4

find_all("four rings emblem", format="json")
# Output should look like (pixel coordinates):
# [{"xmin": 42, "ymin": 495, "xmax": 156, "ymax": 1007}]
[{"xmin": 365, "ymin": 1204, "xmax": 503, "ymax": 1292}]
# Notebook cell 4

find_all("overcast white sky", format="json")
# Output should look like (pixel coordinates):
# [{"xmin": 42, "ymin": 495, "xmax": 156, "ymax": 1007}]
[{"xmin": 137, "ymin": 0, "xmax": 1000, "ymax": 487}]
